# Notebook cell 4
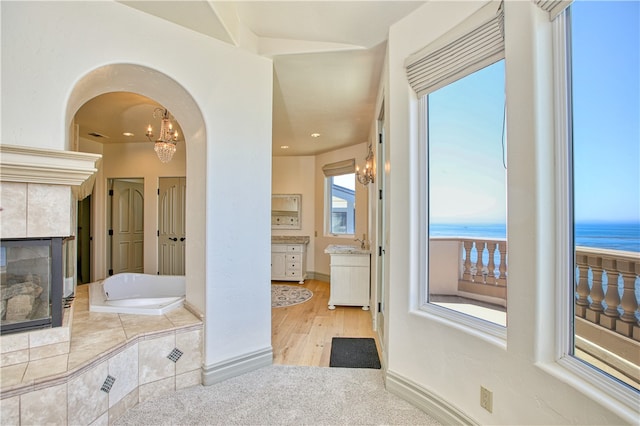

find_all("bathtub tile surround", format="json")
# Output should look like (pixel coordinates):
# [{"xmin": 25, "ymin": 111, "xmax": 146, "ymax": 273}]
[{"xmin": 0, "ymin": 285, "xmax": 203, "ymax": 425}]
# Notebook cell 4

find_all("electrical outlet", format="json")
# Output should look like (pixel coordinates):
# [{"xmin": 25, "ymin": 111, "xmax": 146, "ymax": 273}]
[{"xmin": 480, "ymin": 386, "xmax": 493, "ymax": 413}]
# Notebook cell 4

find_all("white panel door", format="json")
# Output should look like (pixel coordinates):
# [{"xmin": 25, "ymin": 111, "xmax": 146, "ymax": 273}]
[
  {"xmin": 112, "ymin": 179, "xmax": 144, "ymax": 274},
  {"xmin": 158, "ymin": 177, "xmax": 186, "ymax": 275}
]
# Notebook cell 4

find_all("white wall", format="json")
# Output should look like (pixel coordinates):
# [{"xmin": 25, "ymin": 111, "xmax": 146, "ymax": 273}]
[
  {"xmin": 384, "ymin": 1, "xmax": 630, "ymax": 424},
  {"xmin": 2, "ymin": 1, "xmax": 273, "ymax": 374},
  {"xmin": 272, "ymin": 156, "xmax": 316, "ymax": 272}
]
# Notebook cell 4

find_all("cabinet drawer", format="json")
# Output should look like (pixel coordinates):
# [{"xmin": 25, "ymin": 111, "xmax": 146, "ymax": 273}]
[
  {"xmin": 286, "ymin": 270, "xmax": 301, "ymax": 278},
  {"xmin": 287, "ymin": 245, "xmax": 303, "ymax": 253},
  {"xmin": 286, "ymin": 262, "xmax": 301, "ymax": 271},
  {"xmin": 286, "ymin": 254, "xmax": 300, "ymax": 262},
  {"xmin": 271, "ymin": 244, "xmax": 287, "ymax": 253}
]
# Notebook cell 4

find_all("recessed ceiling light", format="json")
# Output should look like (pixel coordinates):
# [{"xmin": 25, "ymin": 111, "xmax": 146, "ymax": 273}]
[
  {"xmin": 122, "ymin": 132, "xmax": 134, "ymax": 137},
  {"xmin": 310, "ymin": 133, "xmax": 321, "ymax": 138},
  {"xmin": 280, "ymin": 145, "xmax": 289, "ymax": 149}
]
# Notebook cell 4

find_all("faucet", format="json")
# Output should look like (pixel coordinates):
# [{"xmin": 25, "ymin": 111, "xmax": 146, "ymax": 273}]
[{"xmin": 354, "ymin": 234, "xmax": 367, "ymax": 250}]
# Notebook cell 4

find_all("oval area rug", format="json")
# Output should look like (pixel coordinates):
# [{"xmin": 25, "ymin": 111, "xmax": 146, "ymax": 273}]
[{"xmin": 271, "ymin": 284, "xmax": 313, "ymax": 308}]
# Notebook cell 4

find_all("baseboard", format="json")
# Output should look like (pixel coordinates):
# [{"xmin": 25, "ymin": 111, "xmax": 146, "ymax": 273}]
[
  {"xmin": 308, "ymin": 271, "xmax": 330, "ymax": 283},
  {"xmin": 202, "ymin": 346, "xmax": 273, "ymax": 386},
  {"xmin": 385, "ymin": 370, "xmax": 477, "ymax": 426}
]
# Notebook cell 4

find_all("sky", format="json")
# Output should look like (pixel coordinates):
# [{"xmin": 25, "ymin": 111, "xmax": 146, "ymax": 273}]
[
  {"xmin": 572, "ymin": 0, "xmax": 639, "ymax": 223},
  {"xmin": 428, "ymin": 0, "xmax": 639, "ymax": 225}
]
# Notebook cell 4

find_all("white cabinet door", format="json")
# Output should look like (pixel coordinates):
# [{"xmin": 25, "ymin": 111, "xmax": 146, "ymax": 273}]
[{"xmin": 271, "ymin": 252, "xmax": 286, "ymax": 279}]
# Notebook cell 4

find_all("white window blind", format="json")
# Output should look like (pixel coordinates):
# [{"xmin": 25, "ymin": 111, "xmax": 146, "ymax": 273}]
[
  {"xmin": 322, "ymin": 159, "xmax": 355, "ymax": 177},
  {"xmin": 534, "ymin": 0, "xmax": 573, "ymax": 21},
  {"xmin": 405, "ymin": 1, "xmax": 504, "ymax": 98}
]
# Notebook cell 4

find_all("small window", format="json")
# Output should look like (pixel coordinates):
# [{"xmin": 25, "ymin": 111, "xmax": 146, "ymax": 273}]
[{"xmin": 326, "ymin": 173, "xmax": 356, "ymax": 235}]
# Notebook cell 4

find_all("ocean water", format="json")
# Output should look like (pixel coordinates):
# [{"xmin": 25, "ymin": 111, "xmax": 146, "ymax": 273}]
[{"xmin": 430, "ymin": 222, "xmax": 640, "ymax": 253}]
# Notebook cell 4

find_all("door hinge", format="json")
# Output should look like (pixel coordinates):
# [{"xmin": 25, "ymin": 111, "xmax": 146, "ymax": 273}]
[
  {"xmin": 378, "ymin": 246, "xmax": 382, "ymax": 256},
  {"xmin": 157, "ymin": 188, "xmax": 160, "ymax": 195},
  {"xmin": 378, "ymin": 302, "xmax": 382, "ymax": 312},
  {"xmin": 108, "ymin": 269, "xmax": 113, "ymax": 276},
  {"xmin": 108, "ymin": 189, "xmax": 114, "ymax": 196},
  {"xmin": 379, "ymin": 189, "xmax": 382, "ymax": 200},
  {"xmin": 378, "ymin": 133, "xmax": 382, "ymax": 144},
  {"xmin": 157, "ymin": 230, "xmax": 160, "ymax": 237},
  {"xmin": 108, "ymin": 229, "xmax": 113, "ymax": 236}
]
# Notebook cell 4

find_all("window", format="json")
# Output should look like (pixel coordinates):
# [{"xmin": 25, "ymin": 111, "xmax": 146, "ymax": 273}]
[
  {"xmin": 407, "ymin": 1, "xmax": 507, "ymax": 333},
  {"xmin": 426, "ymin": 60, "xmax": 507, "ymax": 327},
  {"xmin": 326, "ymin": 173, "xmax": 356, "ymax": 235},
  {"xmin": 567, "ymin": 1, "xmax": 639, "ymax": 391}
]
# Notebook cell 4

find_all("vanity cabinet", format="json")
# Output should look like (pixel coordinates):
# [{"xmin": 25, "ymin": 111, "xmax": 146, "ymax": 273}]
[
  {"xmin": 325, "ymin": 246, "xmax": 371, "ymax": 310},
  {"xmin": 271, "ymin": 237, "xmax": 309, "ymax": 283}
]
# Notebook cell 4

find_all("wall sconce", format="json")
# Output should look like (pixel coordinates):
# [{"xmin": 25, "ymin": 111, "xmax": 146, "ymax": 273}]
[{"xmin": 356, "ymin": 143, "xmax": 375, "ymax": 186}]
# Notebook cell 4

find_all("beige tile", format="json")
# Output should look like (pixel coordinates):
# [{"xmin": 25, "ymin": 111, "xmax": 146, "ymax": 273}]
[
  {"xmin": 68, "ymin": 361, "xmax": 109, "ymax": 426},
  {"xmin": 165, "ymin": 308, "xmax": 202, "ymax": 327},
  {"xmin": 108, "ymin": 387, "xmax": 138, "ymax": 425},
  {"xmin": 0, "ymin": 394, "xmax": 20, "ymax": 425},
  {"xmin": 20, "ymin": 382, "xmax": 67, "ymax": 425},
  {"xmin": 1, "ymin": 349, "xmax": 29, "ymax": 367},
  {"xmin": 139, "ymin": 376, "xmax": 174, "ymax": 403},
  {"xmin": 0, "ymin": 182, "xmax": 27, "ymax": 238},
  {"xmin": 0, "ymin": 332, "xmax": 29, "ymax": 353},
  {"xmin": 29, "ymin": 340, "xmax": 70, "ymax": 361},
  {"xmin": 108, "ymin": 344, "xmax": 138, "ymax": 409},
  {"xmin": 176, "ymin": 369, "xmax": 201, "ymax": 390},
  {"xmin": 0, "ymin": 362, "xmax": 27, "ymax": 388},
  {"xmin": 28, "ymin": 326, "xmax": 70, "ymax": 348},
  {"xmin": 175, "ymin": 329, "xmax": 202, "ymax": 375},
  {"xmin": 22, "ymin": 353, "xmax": 68, "ymax": 382},
  {"xmin": 138, "ymin": 334, "xmax": 175, "ymax": 385},
  {"xmin": 90, "ymin": 411, "xmax": 109, "ymax": 426},
  {"xmin": 67, "ymin": 329, "xmax": 127, "ymax": 371},
  {"xmin": 119, "ymin": 314, "xmax": 175, "ymax": 339},
  {"xmin": 27, "ymin": 183, "xmax": 71, "ymax": 237}
]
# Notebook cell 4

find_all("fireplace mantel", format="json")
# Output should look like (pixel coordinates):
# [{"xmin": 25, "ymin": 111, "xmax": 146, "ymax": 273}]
[
  {"xmin": 0, "ymin": 145, "xmax": 101, "ymax": 239},
  {"xmin": 0, "ymin": 145, "xmax": 101, "ymax": 186}
]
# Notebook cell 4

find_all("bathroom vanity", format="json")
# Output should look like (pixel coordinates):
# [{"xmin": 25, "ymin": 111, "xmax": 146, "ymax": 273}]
[
  {"xmin": 324, "ymin": 245, "xmax": 371, "ymax": 310},
  {"xmin": 271, "ymin": 236, "xmax": 310, "ymax": 284}
]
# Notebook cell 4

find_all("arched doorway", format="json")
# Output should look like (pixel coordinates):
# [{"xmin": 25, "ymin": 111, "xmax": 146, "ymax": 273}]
[{"xmin": 65, "ymin": 64, "xmax": 206, "ymax": 315}]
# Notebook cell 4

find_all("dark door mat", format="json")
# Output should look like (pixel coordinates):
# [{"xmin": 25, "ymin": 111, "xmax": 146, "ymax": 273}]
[{"xmin": 329, "ymin": 337, "xmax": 381, "ymax": 369}]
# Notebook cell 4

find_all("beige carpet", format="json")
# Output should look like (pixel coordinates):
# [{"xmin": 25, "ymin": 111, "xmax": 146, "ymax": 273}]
[{"xmin": 115, "ymin": 365, "xmax": 441, "ymax": 425}]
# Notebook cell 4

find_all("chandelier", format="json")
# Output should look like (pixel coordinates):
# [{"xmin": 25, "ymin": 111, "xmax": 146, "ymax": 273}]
[
  {"xmin": 356, "ymin": 143, "xmax": 375, "ymax": 186},
  {"xmin": 145, "ymin": 108, "xmax": 178, "ymax": 163}
]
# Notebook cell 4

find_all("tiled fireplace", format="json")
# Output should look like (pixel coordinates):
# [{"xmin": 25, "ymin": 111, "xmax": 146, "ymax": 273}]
[{"xmin": 0, "ymin": 145, "xmax": 101, "ymax": 334}]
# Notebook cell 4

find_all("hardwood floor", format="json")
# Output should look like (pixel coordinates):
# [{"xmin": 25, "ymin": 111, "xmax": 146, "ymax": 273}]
[{"xmin": 272, "ymin": 279, "xmax": 379, "ymax": 367}]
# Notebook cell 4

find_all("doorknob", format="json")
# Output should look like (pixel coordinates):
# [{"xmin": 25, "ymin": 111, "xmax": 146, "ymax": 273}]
[
  {"xmin": 169, "ymin": 237, "xmax": 178, "ymax": 241},
  {"xmin": 180, "ymin": 237, "xmax": 186, "ymax": 241}
]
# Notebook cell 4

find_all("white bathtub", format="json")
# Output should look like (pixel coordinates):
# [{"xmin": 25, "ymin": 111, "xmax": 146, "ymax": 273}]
[{"xmin": 89, "ymin": 273, "xmax": 186, "ymax": 315}]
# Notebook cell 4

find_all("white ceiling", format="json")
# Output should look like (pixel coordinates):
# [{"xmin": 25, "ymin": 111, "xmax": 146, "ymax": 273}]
[{"xmin": 75, "ymin": 1, "xmax": 426, "ymax": 156}]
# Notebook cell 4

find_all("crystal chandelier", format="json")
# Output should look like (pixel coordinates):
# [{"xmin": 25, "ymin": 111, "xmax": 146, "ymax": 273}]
[
  {"xmin": 356, "ymin": 143, "xmax": 375, "ymax": 186},
  {"xmin": 145, "ymin": 108, "xmax": 178, "ymax": 163}
]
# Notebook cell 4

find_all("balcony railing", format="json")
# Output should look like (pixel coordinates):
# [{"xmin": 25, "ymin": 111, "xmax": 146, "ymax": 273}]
[{"xmin": 429, "ymin": 237, "xmax": 640, "ymax": 387}]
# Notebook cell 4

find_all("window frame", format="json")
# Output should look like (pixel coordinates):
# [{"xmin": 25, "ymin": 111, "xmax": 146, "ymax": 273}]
[
  {"xmin": 550, "ymin": 6, "xmax": 640, "ymax": 412},
  {"xmin": 417, "ymin": 83, "xmax": 507, "ymax": 343}
]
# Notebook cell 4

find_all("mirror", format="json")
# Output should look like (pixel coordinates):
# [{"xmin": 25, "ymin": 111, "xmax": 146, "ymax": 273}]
[{"xmin": 272, "ymin": 194, "xmax": 301, "ymax": 229}]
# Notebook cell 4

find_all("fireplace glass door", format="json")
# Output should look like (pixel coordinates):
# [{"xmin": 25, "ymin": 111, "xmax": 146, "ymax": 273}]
[{"xmin": 1, "ymin": 238, "xmax": 63, "ymax": 334}]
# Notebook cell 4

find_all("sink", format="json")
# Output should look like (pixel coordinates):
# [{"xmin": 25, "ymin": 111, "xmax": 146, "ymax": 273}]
[{"xmin": 324, "ymin": 244, "xmax": 370, "ymax": 254}]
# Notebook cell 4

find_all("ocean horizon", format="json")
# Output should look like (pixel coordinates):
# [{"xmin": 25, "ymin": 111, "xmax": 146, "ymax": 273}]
[{"xmin": 430, "ymin": 221, "xmax": 640, "ymax": 253}]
